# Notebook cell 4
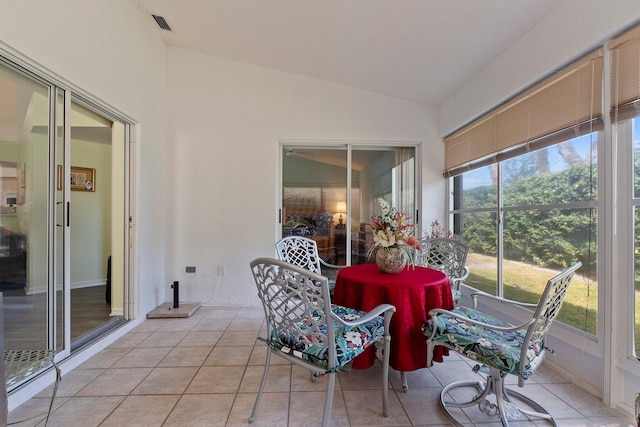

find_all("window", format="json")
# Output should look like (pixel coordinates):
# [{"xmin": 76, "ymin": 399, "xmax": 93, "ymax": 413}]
[
  {"xmin": 631, "ymin": 117, "xmax": 640, "ymax": 357},
  {"xmin": 446, "ymin": 48, "xmax": 601, "ymax": 335},
  {"xmin": 451, "ymin": 133, "xmax": 598, "ymax": 334}
]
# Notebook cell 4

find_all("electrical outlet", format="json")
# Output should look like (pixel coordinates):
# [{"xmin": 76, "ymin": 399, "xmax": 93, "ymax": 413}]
[
  {"xmin": 186, "ymin": 266, "xmax": 196, "ymax": 273},
  {"xmin": 217, "ymin": 265, "xmax": 224, "ymax": 275}
]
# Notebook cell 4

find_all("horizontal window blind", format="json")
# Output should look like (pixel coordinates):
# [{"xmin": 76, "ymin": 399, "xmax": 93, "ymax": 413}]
[
  {"xmin": 444, "ymin": 50, "xmax": 603, "ymax": 177},
  {"xmin": 609, "ymin": 25, "xmax": 640, "ymax": 122}
]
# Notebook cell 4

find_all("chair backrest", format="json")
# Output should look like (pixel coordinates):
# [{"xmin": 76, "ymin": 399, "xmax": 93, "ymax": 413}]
[
  {"xmin": 415, "ymin": 237, "xmax": 469, "ymax": 280},
  {"xmin": 519, "ymin": 261, "xmax": 582, "ymax": 383},
  {"xmin": 275, "ymin": 236, "xmax": 323, "ymax": 275},
  {"xmin": 250, "ymin": 257, "xmax": 336, "ymax": 369}
]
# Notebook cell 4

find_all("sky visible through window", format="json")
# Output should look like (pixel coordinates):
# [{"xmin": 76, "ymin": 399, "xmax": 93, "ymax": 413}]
[{"xmin": 462, "ymin": 134, "xmax": 597, "ymax": 189}]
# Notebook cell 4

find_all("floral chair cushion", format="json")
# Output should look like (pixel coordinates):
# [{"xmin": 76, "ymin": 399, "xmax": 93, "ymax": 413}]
[
  {"xmin": 423, "ymin": 306, "xmax": 544, "ymax": 379},
  {"xmin": 451, "ymin": 288, "xmax": 461, "ymax": 303},
  {"xmin": 268, "ymin": 305, "xmax": 385, "ymax": 371}
]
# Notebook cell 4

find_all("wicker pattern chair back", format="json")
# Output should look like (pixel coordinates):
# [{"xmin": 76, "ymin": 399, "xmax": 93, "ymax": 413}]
[
  {"xmin": 275, "ymin": 235, "xmax": 324, "ymax": 275},
  {"xmin": 275, "ymin": 236, "xmax": 345, "ymax": 293},
  {"xmin": 415, "ymin": 237, "xmax": 469, "ymax": 302}
]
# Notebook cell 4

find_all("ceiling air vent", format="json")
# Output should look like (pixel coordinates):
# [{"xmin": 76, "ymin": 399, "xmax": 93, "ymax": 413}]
[{"xmin": 151, "ymin": 14, "xmax": 172, "ymax": 31}]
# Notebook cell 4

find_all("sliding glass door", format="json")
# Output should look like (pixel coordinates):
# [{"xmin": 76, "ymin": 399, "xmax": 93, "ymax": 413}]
[
  {"xmin": 0, "ymin": 57, "xmax": 131, "ymax": 388},
  {"xmin": 66, "ymin": 100, "xmax": 127, "ymax": 350},
  {"xmin": 281, "ymin": 143, "xmax": 417, "ymax": 275}
]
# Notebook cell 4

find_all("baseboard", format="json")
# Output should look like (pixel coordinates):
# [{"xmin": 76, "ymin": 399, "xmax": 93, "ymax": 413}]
[{"xmin": 23, "ymin": 280, "xmax": 107, "ymax": 295}]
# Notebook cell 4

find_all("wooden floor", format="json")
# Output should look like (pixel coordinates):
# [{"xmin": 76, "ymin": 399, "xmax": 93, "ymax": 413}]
[{"xmin": 2, "ymin": 285, "xmax": 117, "ymax": 351}]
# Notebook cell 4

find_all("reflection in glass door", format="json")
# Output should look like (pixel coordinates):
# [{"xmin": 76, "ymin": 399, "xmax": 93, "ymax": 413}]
[
  {"xmin": 0, "ymin": 64, "xmax": 51, "ymax": 351},
  {"xmin": 351, "ymin": 146, "xmax": 416, "ymax": 265},
  {"xmin": 282, "ymin": 147, "xmax": 348, "ymax": 274},
  {"xmin": 281, "ymin": 144, "xmax": 417, "ymax": 277}
]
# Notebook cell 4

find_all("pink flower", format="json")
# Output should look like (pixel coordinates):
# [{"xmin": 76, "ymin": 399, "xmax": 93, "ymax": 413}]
[
  {"xmin": 405, "ymin": 236, "xmax": 422, "ymax": 251},
  {"xmin": 428, "ymin": 220, "xmax": 454, "ymax": 239}
]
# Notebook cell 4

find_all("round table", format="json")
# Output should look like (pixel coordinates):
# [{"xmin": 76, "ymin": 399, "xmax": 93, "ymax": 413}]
[{"xmin": 332, "ymin": 263, "xmax": 453, "ymax": 373}]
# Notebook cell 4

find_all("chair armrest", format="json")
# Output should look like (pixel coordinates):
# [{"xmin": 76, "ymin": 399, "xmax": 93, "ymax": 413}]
[
  {"xmin": 332, "ymin": 304, "xmax": 396, "ymax": 326},
  {"xmin": 459, "ymin": 266, "xmax": 469, "ymax": 281},
  {"xmin": 470, "ymin": 290, "xmax": 538, "ymax": 310},
  {"xmin": 450, "ymin": 266, "xmax": 469, "ymax": 289},
  {"xmin": 425, "ymin": 307, "xmax": 535, "ymax": 341},
  {"xmin": 319, "ymin": 258, "xmax": 347, "ymax": 270}
]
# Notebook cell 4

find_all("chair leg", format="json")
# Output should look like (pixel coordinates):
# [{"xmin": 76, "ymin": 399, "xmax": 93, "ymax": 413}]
[
  {"xmin": 438, "ymin": 366, "xmax": 558, "ymax": 427},
  {"xmin": 400, "ymin": 371, "xmax": 408, "ymax": 392},
  {"xmin": 321, "ymin": 372, "xmax": 335, "ymax": 427},
  {"xmin": 381, "ymin": 335, "xmax": 391, "ymax": 416},
  {"xmin": 249, "ymin": 349, "xmax": 272, "ymax": 424},
  {"xmin": 502, "ymin": 386, "xmax": 557, "ymax": 425},
  {"xmin": 43, "ymin": 362, "xmax": 61, "ymax": 427}
]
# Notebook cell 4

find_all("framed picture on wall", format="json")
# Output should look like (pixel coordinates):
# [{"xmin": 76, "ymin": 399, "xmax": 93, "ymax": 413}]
[{"xmin": 58, "ymin": 166, "xmax": 96, "ymax": 192}]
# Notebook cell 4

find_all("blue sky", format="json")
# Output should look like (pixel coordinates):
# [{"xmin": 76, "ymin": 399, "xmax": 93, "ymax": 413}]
[{"xmin": 462, "ymin": 133, "xmax": 597, "ymax": 189}]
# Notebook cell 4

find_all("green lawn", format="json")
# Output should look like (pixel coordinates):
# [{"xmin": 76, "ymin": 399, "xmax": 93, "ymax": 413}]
[{"xmin": 465, "ymin": 253, "xmax": 598, "ymax": 335}]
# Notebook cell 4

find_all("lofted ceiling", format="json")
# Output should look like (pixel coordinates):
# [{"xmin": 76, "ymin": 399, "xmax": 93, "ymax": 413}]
[{"xmin": 135, "ymin": 0, "xmax": 561, "ymax": 106}]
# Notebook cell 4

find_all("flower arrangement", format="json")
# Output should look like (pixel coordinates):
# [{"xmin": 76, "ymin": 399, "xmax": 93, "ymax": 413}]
[
  {"xmin": 425, "ymin": 219, "xmax": 455, "ymax": 239},
  {"xmin": 368, "ymin": 198, "xmax": 422, "ymax": 264}
]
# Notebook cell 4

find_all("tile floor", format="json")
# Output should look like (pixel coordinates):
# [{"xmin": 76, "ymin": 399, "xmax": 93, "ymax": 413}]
[{"xmin": 7, "ymin": 306, "xmax": 636, "ymax": 426}]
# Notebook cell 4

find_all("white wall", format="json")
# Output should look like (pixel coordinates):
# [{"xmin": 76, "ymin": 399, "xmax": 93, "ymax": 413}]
[
  {"xmin": 438, "ymin": 0, "xmax": 640, "ymax": 414},
  {"xmin": 0, "ymin": 0, "xmax": 169, "ymax": 317},
  {"xmin": 165, "ymin": 47, "xmax": 440, "ymax": 306},
  {"xmin": 68, "ymin": 139, "xmax": 111, "ymax": 287}
]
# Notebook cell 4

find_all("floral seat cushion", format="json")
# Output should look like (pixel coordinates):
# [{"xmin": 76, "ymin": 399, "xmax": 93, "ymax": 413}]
[
  {"xmin": 267, "ymin": 304, "xmax": 385, "ymax": 370},
  {"xmin": 423, "ymin": 306, "xmax": 544, "ymax": 378}
]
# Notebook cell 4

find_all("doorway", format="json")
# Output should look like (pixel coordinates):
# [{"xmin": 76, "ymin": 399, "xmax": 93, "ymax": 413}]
[
  {"xmin": 0, "ymin": 57, "xmax": 132, "ymax": 386},
  {"xmin": 64, "ymin": 100, "xmax": 127, "ymax": 351},
  {"xmin": 281, "ymin": 143, "xmax": 418, "ymax": 275}
]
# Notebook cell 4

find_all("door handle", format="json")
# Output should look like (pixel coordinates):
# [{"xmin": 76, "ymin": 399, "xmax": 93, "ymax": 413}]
[
  {"xmin": 56, "ymin": 202, "xmax": 70, "ymax": 227},
  {"xmin": 56, "ymin": 201, "xmax": 63, "ymax": 227}
]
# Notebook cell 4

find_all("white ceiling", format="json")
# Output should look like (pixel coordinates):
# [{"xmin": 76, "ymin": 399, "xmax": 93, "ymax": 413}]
[{"xmin": 135, "ymin": 0, "xmax": 561, "ymax": 106}]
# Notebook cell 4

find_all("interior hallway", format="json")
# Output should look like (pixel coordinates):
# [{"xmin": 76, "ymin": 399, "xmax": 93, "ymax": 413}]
[{"xmin": 7, "ymin": 305, "xmax": 635, "ymax": 426}]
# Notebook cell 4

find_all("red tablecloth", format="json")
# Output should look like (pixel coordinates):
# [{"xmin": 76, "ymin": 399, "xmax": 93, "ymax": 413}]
[{"xmin": 333, "ymin": 263, "xmax": 453, "ymax": 372}]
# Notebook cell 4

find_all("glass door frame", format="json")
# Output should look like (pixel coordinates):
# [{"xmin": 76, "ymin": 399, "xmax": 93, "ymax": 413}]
[
  {"xmin": 54, "ymin": 88, "xmax": 72, "ymax": 358},
  {"xmin": 278, "ymin": 140, "xmax": 421, "ymax": 268},
  {"xmin": 0, "ymin": 50, "xmax": 136, "ymax": 369}
]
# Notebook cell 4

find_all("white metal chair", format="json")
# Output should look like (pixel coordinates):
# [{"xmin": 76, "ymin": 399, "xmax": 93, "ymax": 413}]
[
  {"xmin": 1, "ymin": 293, "xmax": 61, "ymax": 427},
  {"xmin": 249, "ymin": 257, "xmax": 395, "ymax": 427},
  {"xmin": 415, "ymin": 237, "xmax": 469, "ymax": 303},
  {"xmin": 275, "ymin": 236, "xmax": 345, "ymax": 292},
  {"xmin": 423, "ymin": 262, "xmax": 582, "ymax": 426},
  {"xmin": 5, "ymin": 350, "xmax": 61, "ymax": 426}
]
